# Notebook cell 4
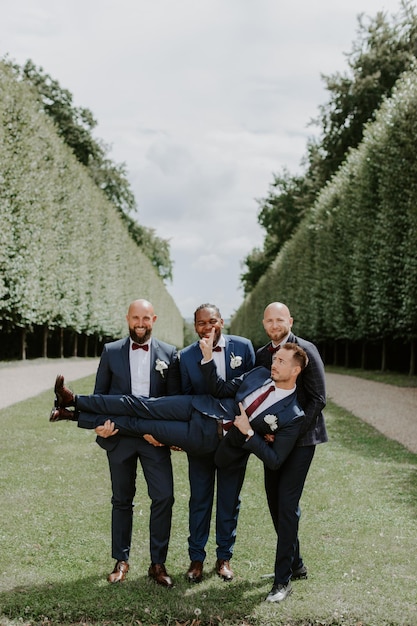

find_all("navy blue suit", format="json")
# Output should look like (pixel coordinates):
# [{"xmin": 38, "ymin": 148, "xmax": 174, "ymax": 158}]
[
  {"xmin": 255, "ymin": 333, "xmax": 327, "ymax": 585},
  {"xmin": 93, "ymin": 336, "xmax": 181, "ymax": 565},
  {"xmin": 179, "ymin": 334, "xmax": 255, "ymax": 562},
  {"xmin": 77, "ymin": 367, "xmax": 304, "ymax": 472}
]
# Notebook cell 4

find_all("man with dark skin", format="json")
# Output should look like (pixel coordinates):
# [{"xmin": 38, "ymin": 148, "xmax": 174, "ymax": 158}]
[{"xmin": 179, "ymin": 304, "xmax": 255, "ymax": 583}]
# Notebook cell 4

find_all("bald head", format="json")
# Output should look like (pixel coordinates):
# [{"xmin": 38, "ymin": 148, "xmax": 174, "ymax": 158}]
[
  {"xmin": 126, "ymin": 299, "xmax": 157, "ymax": 344},
  {"xmin": 262, "ymin": 302, "xmax": 293, "ymax": 344}
]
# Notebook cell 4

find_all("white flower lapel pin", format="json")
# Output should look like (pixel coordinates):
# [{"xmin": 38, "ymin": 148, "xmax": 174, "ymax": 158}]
[
  {"xmin": 155, "ymin": 359, "xmax": 168, "ymax": 378},
  {"xmin": 264, "ymin": 414, "xmax": 278, "ymax": 431},
  {"xmin": 230, "ymin": 353, "xmax": 242, "ymax": 369}
]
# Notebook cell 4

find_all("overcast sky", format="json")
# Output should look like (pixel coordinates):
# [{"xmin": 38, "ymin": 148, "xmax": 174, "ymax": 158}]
[{"xmin": 1, "ymin": 0, "xmax": 403, "ymax": 319}]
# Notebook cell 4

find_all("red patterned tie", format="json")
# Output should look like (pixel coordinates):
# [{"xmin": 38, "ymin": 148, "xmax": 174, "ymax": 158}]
[
  {"xmin": 212, "ymin": 346, "xmax": 222, "ymax": 352},
  {"xmin": 132, "ymin": 343, "xmax": 149, "ymax": 351},
  {"xmin": 223, "ymin": 384, "xmax": 276, "ymax": 432},
  {"xmin": 244, "ymin": 385, "xmax": 276, "ymax": 417}
]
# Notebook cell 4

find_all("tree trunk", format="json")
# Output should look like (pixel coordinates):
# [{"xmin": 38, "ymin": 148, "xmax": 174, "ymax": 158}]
[
  {"xmin": 361, "ymin": 342, "xmax": 366, "ymax": 369},
  {"xmin": 21, "ymin": 328, "xmax": 27, "ymax": 361},
  {"xmin": 73, "ymin": 333, "xmax": 78, "ymax": 357},
  {"xmin": 409, "ymin": 339, "xmax": 415, "ymax": 377},
  {"xmin": 344, "ymin": 341, "xmax": 349, "ymax": 367},
  {"xmin": 380, "ymin": 338, "xmax": 387, "ymax": 372},
  {"xmin": 60, "ymin": 328, "xmax": 64, "ymax": 359},
  {"xmin": 42, "ymin": 326, "xmax": 48, "ymax": 358}
]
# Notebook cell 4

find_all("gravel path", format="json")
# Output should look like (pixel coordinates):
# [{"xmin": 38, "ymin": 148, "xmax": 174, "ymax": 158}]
[
  {"xmin": 0, "ymin": 360, "xmax": 415, "ymax": 454},
  {"xmin": 326, "ymin": 372, "xmax": 417, "ymax": 454},
  {"xmin": 0, "ymin": 358, "xmax": 100, "ymax": 410}
]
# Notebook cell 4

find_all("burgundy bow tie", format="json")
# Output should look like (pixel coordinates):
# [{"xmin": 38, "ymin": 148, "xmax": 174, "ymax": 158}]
[
  {"xmin": 212, "ymin": 346, "xmax": 222, "ymax": 352},
  {"xmin": 132, "ymin": 343, "xmax": 149, "ymax": 351},
  {"xmin": 268, "ymin": 344, "xmax": 281, "ymax": 354}
]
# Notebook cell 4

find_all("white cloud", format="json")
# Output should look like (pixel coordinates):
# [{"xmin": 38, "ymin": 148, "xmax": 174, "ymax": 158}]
[{"xmin": 0, "ymin": 0, "xmax": 403, "ymax": 317}]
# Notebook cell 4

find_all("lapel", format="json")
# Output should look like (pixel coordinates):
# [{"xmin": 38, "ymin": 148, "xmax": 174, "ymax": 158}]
[
  {"xmin": 224, "ymin": 335, "xmax": 232, "ymax": 377},
  {"xmin": 121, "ymin": 337, "xmax": 132, "ymax": 389},
  {"xmin": 149, "ymin": 338, "xmax": 159, "ymax": 394},
  {"xmin": 250, "ymin": 390, "xmax": 299, "ymax": 433}
]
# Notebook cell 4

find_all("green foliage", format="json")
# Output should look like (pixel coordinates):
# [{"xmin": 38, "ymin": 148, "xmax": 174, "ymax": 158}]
[
  {"xmin": 231, "ymin": 68, "xmax": 417, "ymax": 350},
  {"xmin": 241, "ymin": 169, "xmax": 312, "ymax": 294},
  {"xmin": 0, "ymin": 60, "xmax": 182, "ymax": 344},
  {"xmin": 1, "ymin": 380, "xmax": 417, "ymax": 625},
  {"xmin": 242, "ymin": 2, "xmax": 417, "ymax": 294},
  {"xmin": 12, "ymin": 59, "xmax": 173, "ymax": 282},
  {"xmin": 309, "ymin": 0, "xmax": 417, "ymax": 188}
]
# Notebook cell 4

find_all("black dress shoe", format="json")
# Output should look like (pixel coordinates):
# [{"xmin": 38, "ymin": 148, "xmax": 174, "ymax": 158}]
[
  {"xmin": 49, "ymin": 407, "xmax": 78, "ymax": 422},
  {"xmin": 107, "ymin": 560, "xmax": 129, "ymax": 583},
  {"xmin": 54, "ymin": 374, "xmax": 75, "ymax": 408},
  {"xmin": 148, "ymin": 563, "xmax": 173, "ymax": 588},
  {"xmin": 186, "ymin": 560, "xmax": 203, "ymax": 583},
  {"xmin": 291, "ymin": 564, "xmax": 308, "ymax": 580},
  {"xmin": 215, "ymin": 558, "xmax": 234, "ymax": 581}
]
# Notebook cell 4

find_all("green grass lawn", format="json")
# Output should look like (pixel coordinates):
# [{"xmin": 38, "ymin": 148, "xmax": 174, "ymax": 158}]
[{"xmin": 0, "ymin": 373, "xmax": 416, "ymax": 625}]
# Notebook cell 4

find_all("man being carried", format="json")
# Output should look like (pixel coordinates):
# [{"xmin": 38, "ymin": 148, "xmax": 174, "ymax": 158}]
[{"xmin": 50, "ymin": 342, "xmax": 308, "ymax": 476}]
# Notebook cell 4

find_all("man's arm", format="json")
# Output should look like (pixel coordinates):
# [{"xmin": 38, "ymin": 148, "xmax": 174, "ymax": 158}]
[
  {"xmin": 165, "ymin": 348, "xmax": 182, "ymax": 395},
  {"xmin": 297, "ymin": 342, "xmax": 326, "ymax": 435},
  {"xmin": 94, "ymin": 346, "xmax": 112, "ymax": 394},
  {"xmin": 215, "ymin": 403, "xmax": 303, "ymax": 470}
]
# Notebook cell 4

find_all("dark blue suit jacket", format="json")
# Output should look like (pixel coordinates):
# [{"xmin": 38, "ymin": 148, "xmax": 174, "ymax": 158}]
[
  {"xmin": 94, "ymin": 335, "xmax": 181, "ymax": 450},
  {"xmin": 197, "ymin": 362, "xmax": 305, "ymax": 470},
  {"xmin": 179, "ymin": 334, "xmax": 255, "ymax": 394},
  {"xmin": 255, "ymin": 333, "xmax": 327, "ymax": 446}
]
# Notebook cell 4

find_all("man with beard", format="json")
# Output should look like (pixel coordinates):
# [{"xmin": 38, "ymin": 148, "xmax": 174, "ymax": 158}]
[
  {"xmin": 88, "ymin": 299, "xmax": 181, "ymax": 587},
  {"xmin": 255, "ymin": 301, "xmax": 327, "ymax": 602}
]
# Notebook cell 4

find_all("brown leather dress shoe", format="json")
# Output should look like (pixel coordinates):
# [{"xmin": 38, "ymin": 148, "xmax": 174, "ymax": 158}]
[
  {"xmin": 148, "ymin": 563, "xmax": 173, "ymax": 588},
  {"xmin": 107, "ymin": 560, "xmax": 129, "ymax": 583},
  {"xmin": 54, "ymin": 374, "xmax": 75, "ymax": 408},
  {"xmin": 186, "ymin": 560, "xmax": 203, "ymax": 583},
  {"xmin": 216, "ymin": 558, "xmax": 234, "ymax": 581},
  {"xmin": 49, "ymin": 407, "xmax": 78, "ymax": 422}
]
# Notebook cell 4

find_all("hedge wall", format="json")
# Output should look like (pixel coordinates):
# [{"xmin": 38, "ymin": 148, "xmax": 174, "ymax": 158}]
[{"xmin": 0, "ymin": 60, "xmax": 183, "ymax": 358}]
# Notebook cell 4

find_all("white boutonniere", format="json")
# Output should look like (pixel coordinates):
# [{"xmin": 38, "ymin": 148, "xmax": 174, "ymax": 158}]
[
  {"xmin": 155, "ymin": 359, "xmax": 168, "ymax": 378},
  {"xmin": 230, "ymin": 353, "xmax": 242, "ymax": 369},
  {"xmin": 264, "ymin": 414, "xmax": 278, "ymax": 431}
]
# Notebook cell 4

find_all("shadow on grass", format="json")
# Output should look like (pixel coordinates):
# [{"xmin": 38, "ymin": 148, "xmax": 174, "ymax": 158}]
[{"xmin": 0, "ymin": 572, "xmax": 270, "ymax": 625}]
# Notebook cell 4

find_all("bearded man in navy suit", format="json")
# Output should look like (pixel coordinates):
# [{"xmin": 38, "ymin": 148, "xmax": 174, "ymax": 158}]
[
  {"xmin": 51, "ymin": 342, "xmax": 309, "ymax": 603},
  {"xmin": 90, "ymin": 299, "xmax": 181, "ymax": 588},
  {"xmin": 179, "ymin": 303, "xmax": 255, "ymax": 583}
]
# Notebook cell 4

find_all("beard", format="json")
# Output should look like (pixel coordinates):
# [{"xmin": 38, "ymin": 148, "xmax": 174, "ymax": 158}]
[{"xmin": 129, "ymin": 327, "xmax": 152, "ymax": 344}]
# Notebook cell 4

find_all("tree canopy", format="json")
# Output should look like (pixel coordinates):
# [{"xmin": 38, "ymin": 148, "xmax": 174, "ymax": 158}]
[
  {"xmin": 12, "ymin": 59, "xmax": 173, "ymax": 282},
  {"xmin": 241, "ymin": 0, "xmax": 417, "ymax": 293}
]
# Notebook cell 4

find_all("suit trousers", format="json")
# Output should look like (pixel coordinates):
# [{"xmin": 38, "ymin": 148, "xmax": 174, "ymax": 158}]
[
  {"xmin": 187, "ymin": 450, "xmax": 249, "ymax": 562},
  {"xmin": 264, "ymin": 444, "xmax": 315, "ymax": 585},
  {"xmin": 106, "ymin": 435, "xmax": 174, "ymax": 564}
]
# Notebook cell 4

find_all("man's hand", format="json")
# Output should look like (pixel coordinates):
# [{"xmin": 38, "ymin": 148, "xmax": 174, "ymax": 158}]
[
  {"xmin": 234, "ymin": 402, "xmax": 251, "ymax": 435},
  {"xmin": 95, "ymin": 419, "xmax": 119, "ymax": 438},
  {"xmin": 199, "ymin": 327, "xmax": 215, "ymax": 362},
  {"xmin": 144, "ymin": 434, "xmax": 166, "ymax": 447}
]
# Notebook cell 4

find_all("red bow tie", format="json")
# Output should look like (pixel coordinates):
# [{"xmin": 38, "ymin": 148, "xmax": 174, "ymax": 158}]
[
  {"xmin": 212, "ymin": 346, "xmax": 222, "ymax": 352},
  {"xmin": 268, "ymin": 344, "xmax": 281, "ymax": 354},
  {"xmin": 132, "ymin": 343, "xmax": 149, "ymax": 351}
]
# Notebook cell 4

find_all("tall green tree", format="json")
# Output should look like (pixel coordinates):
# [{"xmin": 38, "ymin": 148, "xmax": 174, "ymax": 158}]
[
  {"xmin": 12, "ymin": 59, "xmax": 173, "ymax": 282},
  {"xmin": 308, "ymin": 0, "xmax": 417, "ymax": 189},
  {"xmin": 241, "ymin": 169, "xmax": 311, "ymax": 294},
  {"xmin": 241, "ymin": 0, "xmax": 417, "ymax": 294}
]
